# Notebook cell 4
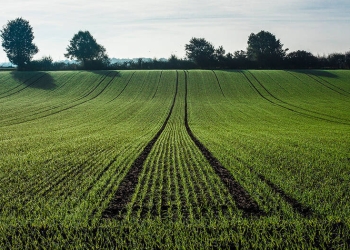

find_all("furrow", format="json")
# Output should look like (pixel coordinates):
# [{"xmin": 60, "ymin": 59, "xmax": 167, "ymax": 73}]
[
  {"xmin": 249, "ymin": 71, "xmax": 350, "ymax": 123},
  {"xmin": 0, "ymin": 72, "xmax": 82, "ymax": 121},
  {"xmin": 0, "ymin": 72, "xmax": 43, "ymax": 98},
  {"xmin": 1, "ymin": 72, "xmax": 115, "ymax": 127},
  {"xmin": 241, "ymin": 71, "xmax": 350, "ymax": 125},
  {"xmin": 184, "ymin": 70, "xmax": 263, "ymax": 216},
  {"xmin": 102, "ymin": 71, "xmax": 179, "ymax": 219},
  {"xmin": 152, "ymin": 70, "xmax": 163, "ymax": 99},
  {"xmin": 212, "ymin": 70, "xmax": 225, "ymax": 97},
  {"xmin": 260, "ymin": 71, "xmax": 350, "ymax": 122},
  {"xmin": 306, "ymin": 73, "xmax": 350, "ymax": 97},
  {"xmin": 107, "ymin": 71, "xmax": 135, "ymax": 103}
]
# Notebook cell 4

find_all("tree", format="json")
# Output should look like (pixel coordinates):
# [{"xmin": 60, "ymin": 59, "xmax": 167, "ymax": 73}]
[
  {"xmin": 64, "ymin": 31, "xmax": 109, "ymax": 69},
  {"xmin": 214, "ymin": 46, "xmax": 226, "ymax": 68},
  {"xmin": 185, "ymin": 38, "xmax": 215, "ymax": 68},
  {"xmin": 168, "ymin": 54, "xmax": 180, "ymax": 68},
  {"xmin": 0, "ymin": 18, "xmax": 38, "ymax": 70},
  {"xmin": 27, "ymin": 56, "xmax": 53, "ymax": 71},
  {"xmin": 286, "ymin": 50, "xmax": 318, "ymax": 69},
  {"xmin": 327, "ymin": 53, "xmax": 347, "ymax": 69},
  {"xmin": 247, "ymin": 30, "xmax": 288, "ymax": 68}
]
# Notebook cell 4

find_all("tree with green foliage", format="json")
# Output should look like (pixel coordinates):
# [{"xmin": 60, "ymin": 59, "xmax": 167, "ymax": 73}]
[
  {"xmin": 286, "ymin": 50, "xmax": 318, "ymax": 69},
  {"xmin": 64, "ymin": 31, "xmax": 109, "ymax": 69},
  {"xmin": 247, "ymin": 30, "xmax": 288, "ymax": 68},
  {"xmin": 185, "ymin": 37, "xmax": 215, "ymax": 68},
  {"xmin": 214, "ymin": 46, "xmax": 226, "ymax": 68},
  {"xmin": 0, "ymin": 18, "xmax": 39, "ymax": 70}
]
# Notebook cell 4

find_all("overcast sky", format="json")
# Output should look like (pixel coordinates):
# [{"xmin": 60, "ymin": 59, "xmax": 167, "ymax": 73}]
[{"xmin": 0, "ymin": 0, "xmax": 349, "ymax": 62}]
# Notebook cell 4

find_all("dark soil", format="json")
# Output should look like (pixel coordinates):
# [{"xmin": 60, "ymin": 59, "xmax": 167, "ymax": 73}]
[
  {"xmin": 102, "ymin": 71, "xmax": 179, "ymax": 219},
  {"xmin": 252, "ymin": 169, "xmax": 313, "ymax": 217},
  {"xmin": 184, "ymin": 71, "xmax": 264, "ymax": 217}
]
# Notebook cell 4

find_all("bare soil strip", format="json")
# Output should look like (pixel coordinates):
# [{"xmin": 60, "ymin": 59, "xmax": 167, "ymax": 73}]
[
  {"xmin": 184, "ymin": 71, "xmax": 263, "ymax": 216},
  {"xmin": 102, "ymin": 71, "xmax": 179, "ymax": 219}
]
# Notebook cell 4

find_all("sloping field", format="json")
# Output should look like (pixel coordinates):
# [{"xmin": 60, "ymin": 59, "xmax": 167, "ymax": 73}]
[{"xmin": 0, "ymin": 70, "xmax": 349, "ymax": 248}]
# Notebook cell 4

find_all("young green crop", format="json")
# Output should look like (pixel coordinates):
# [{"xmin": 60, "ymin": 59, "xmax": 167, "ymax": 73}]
[{"xmin": 0, "ymin": 70, "xmax": 349, "ymax": 248}]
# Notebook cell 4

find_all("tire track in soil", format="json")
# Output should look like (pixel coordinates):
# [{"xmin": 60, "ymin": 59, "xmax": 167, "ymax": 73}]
[
  {"xmin": 260, "ymin": 71, "xmax": 350, "ymax": 122},
  {"xmin": 1, "ymin": 72, "xmax": 115, "ymax": 127},
  {"xmin": 152, "ymin": 70, "xmax": 163, "ymax": 99},
  {"xmin": 102, "ymin": 71, "xmax": 179, "ymax": 219},
  {"xmin": 211, "ymin": 70, "xmax": 225, "ymax": 97},
  {"xmin": 0, "ymin": 72, "xmax": 42, "ymax": 96},
  {"xmin": 228, "ymin": 146, "xmax": 314, "ymax": 217},
  {"xmin": 107, "ymin": 71, "xmax": 135, "ymax": 103},
  {"xmin": 250, "ymin": 71, "xmax": 350, "ymax": 123},
  {"xmin": 241, "ymin": 71, "xmax": 350, "ymax": 125},
  {"xmin": 252, "ymin": 168, "xmax": 312, "ymax": 217},
  {"xmin": 0, "ymin": 73, "xmax": 46, "ymax": 99},
  {"xmin": 0, "ymin": 72, "xmax": 79, "ymax": 120},
  {"xmin": 306, "ymin": 73, "xmax": 350, "ymax": 97},
  {"xmin": 184, "ymin": 71, "xmax": 264, "ymax": 216},
  {"xmin": 87, "ymin": 144, "xmax": 147, "ymax": 223}
]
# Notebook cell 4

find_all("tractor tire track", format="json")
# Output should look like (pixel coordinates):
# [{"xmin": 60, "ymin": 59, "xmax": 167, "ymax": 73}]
[
  {"xmin": 233, "ymin": 156, "xmax": 313, "ymax": 217},
  {"xmin": 1, "ymin": 72, "xmax": 116, "ymax": 127},
  {"xmin": 306, "ymin": 73, "xmax": 350, "ymax": 97},
  {"xmin": 107, "ymin": 71, "xmax": 135, "ymax": 103},
  {"xmin": 187, "ymin": 70, "xmax": 313, "ymax": 217},
  {"xmin": 152, "ymin": 70, "xmax": 163, "ymax": 99},
  {"xmin": 0, "ymin": 73, "xmax": 46, "ymax": 99},
  {"xmin": 102, "ymin": 71, "xmax": 179, "ymax": 219},
  {"xmin": 184, "ymin": 71, "xmax": 263, "ymax": 216},
  {"xmin": 1, "ymin": 72, "xmax": 109, "ymax": 124},
  {"xmin": 87, "ymin": 144, "xmax": 146, "ymax": 223},
  {"xmin": 0, "ymin": 72, "xmax": 79, "ymax": 119},
  {"xmin": 211, "ymin": 70, "xmax": 225, "ymax": 97},
  {"xmin": 252, "ymin": 168, "xmax": 313, "ymax": 217},
  {"xmin": 250, "ymin": 71, "xmax": 350, "ymax": 123},
  {"xmin": 0, "ymin": 72, "xmax": 42, "ymax": 96},
  {"xmin": 241, "ymin": 71, "xmax": 350, "ymax": 125}
]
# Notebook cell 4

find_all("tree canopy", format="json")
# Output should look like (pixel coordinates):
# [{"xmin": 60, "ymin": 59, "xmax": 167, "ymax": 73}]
[
  {"xmin": 247, "ymin": 30, "xmax": 288, "ymax": 68},
  {"xmin": 0, "ymin": 18, "xmax": 38, "ymax": 70},
  {"xmin": 1, "ymin": 17, "xmax": 348, "ymax": 70},
  {"xmin": 286, "ymin": 50, "xmax": 318, "ymax": 69},
  {"xmin": 64, "ymin": 31, "xmax": 109, "ymax": 69},
  {"xmin": 185, "ymin": 38, "xmax": 215, "ymax": 68}
]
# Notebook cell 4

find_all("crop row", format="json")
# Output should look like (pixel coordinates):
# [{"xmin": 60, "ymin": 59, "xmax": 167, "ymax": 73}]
[{"xmin": 0, "ymin": 70, "xmax": 349, "ymax": 248}]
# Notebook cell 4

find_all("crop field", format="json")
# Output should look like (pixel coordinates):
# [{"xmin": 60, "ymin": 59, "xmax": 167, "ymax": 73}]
[{"xmin": 0, "ymin": 70, "xmax": 349, "ymax": 248}]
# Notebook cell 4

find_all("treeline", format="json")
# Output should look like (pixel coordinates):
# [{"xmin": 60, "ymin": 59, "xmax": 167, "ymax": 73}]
[{"xmin": 1, "ymin": 18, "xmax": 349, "ymax": 71}]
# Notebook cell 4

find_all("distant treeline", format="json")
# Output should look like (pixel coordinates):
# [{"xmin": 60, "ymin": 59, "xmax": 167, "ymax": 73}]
[
  {"xmin": 24, "ymin": 35, "xmax": 350, "ymax": 70},
  {"xmin": 27, "ymin": 49, "xmax": 349, "ymax": 71},
  {"xmin": 1, "ymin": 18, "xmax": 349, "ymax": 71},
  {"xmin": 19, "ymin": 51, "xmax": 350, "ymax": 71}
]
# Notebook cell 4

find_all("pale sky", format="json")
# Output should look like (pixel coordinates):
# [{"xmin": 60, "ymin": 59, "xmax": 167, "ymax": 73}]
[{"xmin": 0, "ymin": 0, "xmax": 349, "ymax": 62}]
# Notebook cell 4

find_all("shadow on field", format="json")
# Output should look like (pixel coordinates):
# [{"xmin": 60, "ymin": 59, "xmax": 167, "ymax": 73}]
[
  {"xmin": 286, "ymin": 70, "xmax": 338, "ymax": 78},
  {"xmin": 11, "ymin": 71, "xmax": 56, "ymax": 90},
  {"xmin": 88, "ymin": 70, "xmax": 121, "ymax": 78}
]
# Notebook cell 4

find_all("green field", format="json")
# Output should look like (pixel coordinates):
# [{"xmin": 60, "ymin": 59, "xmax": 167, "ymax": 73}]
[{"xmin": 0, "ymin": 70, "xmax": 349, "ymax": 248}]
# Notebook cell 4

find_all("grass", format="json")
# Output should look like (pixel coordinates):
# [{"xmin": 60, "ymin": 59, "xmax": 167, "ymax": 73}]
[{"xmin": 0, "ymin": 69, "xmax": 349, "ymax": 248}]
